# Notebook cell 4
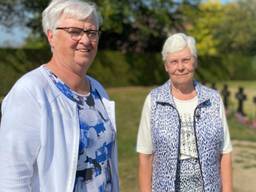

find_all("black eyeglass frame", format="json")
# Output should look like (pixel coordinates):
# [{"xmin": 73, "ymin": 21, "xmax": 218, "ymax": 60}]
[{"xmin": 55, "ymin": 27, "xmax": 101, "ymax": 41}]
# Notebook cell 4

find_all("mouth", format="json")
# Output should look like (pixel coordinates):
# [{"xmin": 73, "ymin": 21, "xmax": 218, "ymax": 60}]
[
  {"xmin": 76, "ymin": 48, "xmax": 91, "ymax": 52},
  {"xmin": 176, "ymin": 73, "xmax": 189, "ymax": 76}
]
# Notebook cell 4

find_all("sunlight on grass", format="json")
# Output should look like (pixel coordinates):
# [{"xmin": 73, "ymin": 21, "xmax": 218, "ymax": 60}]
[{"xmin": 108, "ymin": 86, "xmax": 151, "ymax": 192}]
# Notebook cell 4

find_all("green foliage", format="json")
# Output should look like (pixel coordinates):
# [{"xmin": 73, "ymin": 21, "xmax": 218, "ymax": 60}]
[
  {"xmin": 215, "ymin": 0, "xmax": 256, "ymax": 55},
  {"xmin": 89, "ymin": 51, "xmax": 133, "ymax": 87},
  {"xmin": 0, "ymin": 0, "xmax": 202, "ymax": 52},
  {"xmin": 0, "ymin": 48, "xmax": 51, "ymax": 95},
  {"xmin": 85, "ymin": 50, "xmax": 168, "ymax": 86},
  {"xmin": 0, "ymin": 48, "xmax": 167, "ymax": 95},
  {"xmin": 221, "ymin": 54, "xmax": 256, "ymax": 80},
  {"xmin": 196, "ymin": 55, "xmax": 229, "ymax": 81},
  {"xmin": 2, "ymin": 47, "xmax": 256, "ymax": 97}
]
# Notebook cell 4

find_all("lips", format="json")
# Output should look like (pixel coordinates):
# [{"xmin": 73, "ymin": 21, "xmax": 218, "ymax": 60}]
[
  {"xmin": 76, "ymin": 48, "xmax": 91, "ymax": 52},
  {"xmin": 175, "ymin": 73, "xmax": 190, "ymax": 76}
]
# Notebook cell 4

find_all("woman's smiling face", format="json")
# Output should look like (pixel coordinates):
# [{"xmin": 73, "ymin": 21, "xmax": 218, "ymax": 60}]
[
  {"xmin": 47, "ymin": 15, "xmax": 99, "ymax": 74},
  {"xmin": 164, "ymin": 47, "xmax": 197, "ymax": 87}
]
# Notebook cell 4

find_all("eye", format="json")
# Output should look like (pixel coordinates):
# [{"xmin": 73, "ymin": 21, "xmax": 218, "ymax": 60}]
[
  {"xmin": 68, "ymin": 28, "xmax": 82, "ymax": 36},
  {"xmin": 169, "ymin": 60, "xmax": 177, "ymax": 65},
  {"xmin": 86, "ymin": 30, "xmax": 98, "ymax": 38},
  {"xmin": 183, "ymin": 58, "xmax": 190, "ymax": 63}
]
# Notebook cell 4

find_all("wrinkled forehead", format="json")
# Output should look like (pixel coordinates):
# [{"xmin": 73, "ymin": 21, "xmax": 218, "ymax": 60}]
[
  {"xmin": 167, "ymin": 47, "xmax": 193, "ymax": 59},
  {"xmin": 57, "ymin": 14, "xmax": 97, "ymax": 27}
]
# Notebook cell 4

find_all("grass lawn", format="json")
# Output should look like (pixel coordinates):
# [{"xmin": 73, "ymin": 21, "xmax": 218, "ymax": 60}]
[
  {"xmin": 107, "ymin": 83, "xmax": 256, "ymax": 192},
  {"xmin": 108, "ymin": 86, "xmax": 151, "ymax": 192}
]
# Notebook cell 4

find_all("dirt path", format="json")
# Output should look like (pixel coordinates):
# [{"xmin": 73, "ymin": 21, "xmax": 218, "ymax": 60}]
[{"xmin": 232, "ymin": 140, "xmax": 256, "ymax": 192}]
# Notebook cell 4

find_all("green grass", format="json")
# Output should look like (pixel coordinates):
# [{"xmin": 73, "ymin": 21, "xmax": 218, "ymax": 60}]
[
  {"xmin": 108, "ymin": 86, "xmax": 151, "ymax": 192},
  {"xmin": 107, "ymin": 84, "xmax": 256, "ymax": 192}
]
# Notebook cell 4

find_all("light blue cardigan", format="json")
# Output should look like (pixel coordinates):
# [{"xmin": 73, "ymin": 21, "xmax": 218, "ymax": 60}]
[{"xmin": 0, "ymin": 65, "xmax": 119, "ymax": 192}]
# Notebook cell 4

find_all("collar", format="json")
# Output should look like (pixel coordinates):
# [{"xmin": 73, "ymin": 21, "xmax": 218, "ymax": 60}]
[{"xmin": 155, "ymin": 80, "xmax": 212, "ymax": 106}]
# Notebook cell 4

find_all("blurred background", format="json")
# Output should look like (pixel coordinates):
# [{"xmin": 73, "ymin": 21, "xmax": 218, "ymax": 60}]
[{"xmin": 0, "ymin": 0, "xmax": 256, "ymax": 191}]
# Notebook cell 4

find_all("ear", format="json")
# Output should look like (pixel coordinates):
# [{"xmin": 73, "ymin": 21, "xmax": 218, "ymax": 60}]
[
  {"xmin": 47, "ymin": 30, "xmax": 54, "ymax": 48},
  {"xmin": 164, "ymin": 62, "xmax": 169, "ymax": 72}
]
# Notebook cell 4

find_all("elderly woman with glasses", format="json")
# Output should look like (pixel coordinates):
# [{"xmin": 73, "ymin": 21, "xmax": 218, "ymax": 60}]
[
  {"xmin": 0, "ymin": 0, "xmax": 119, "ymax": 191},
  {"xmin": 137, "ymin": 33, "xmax": 232, "ymax": 192}
]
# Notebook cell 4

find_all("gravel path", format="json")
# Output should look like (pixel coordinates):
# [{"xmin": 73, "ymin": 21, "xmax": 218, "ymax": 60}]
[{"xmin": 232, "ymin": 140, "xmax": 256, "ymax": 192}]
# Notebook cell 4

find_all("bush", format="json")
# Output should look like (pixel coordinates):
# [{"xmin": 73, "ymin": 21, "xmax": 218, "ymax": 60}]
[
  {"xmin": 0, "ymin": 48, "xmax": 51, "ymax": 96},
  {"xmin": 1, "ymin": 48, "xmax": 255, "ymax": 96},
  {"xmin": 89, "ymin": 51, "xmax": 168, "ymax": 87}
]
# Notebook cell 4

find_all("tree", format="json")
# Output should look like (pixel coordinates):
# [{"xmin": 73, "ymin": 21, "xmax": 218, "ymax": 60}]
[
  {"xmin": 184, "ymin": 0, "xmax": 225, "ymax": 57},
  {"xmin": 0, "ymin": 0, "xmax": 202, "ymax": 52},
  {"xmin": 215, "ymin": 0, "xmax": 256, "ymax": 55}
]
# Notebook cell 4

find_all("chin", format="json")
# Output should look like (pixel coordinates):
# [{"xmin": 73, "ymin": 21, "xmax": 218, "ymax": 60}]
[
  {"xmin": 75, "ymin": 60, "xmax": 91, "ymax": 70},
  {"xmin": 172, "ymin": 78, "xmax": 193, "ymax": 86}
]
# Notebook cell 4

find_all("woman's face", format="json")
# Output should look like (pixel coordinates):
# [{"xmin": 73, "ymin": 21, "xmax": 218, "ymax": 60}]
[
  {"xmin": 47, "ymin": 15, "xmax": 99, "ymax": 74},
  {"xmin": 164, "ymin": 47, "xmax": 197, "ymax": 87}
]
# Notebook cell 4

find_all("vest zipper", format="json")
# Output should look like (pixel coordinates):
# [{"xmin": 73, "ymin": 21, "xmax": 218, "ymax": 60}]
[
  {"xmin": 193, "ymin": 100, "xmax": 209, "ymax": 192},
  {"xmin": 156, "ymin": 101, "xmax": 181, "ymax": 190},
  {"xmin": 176, "ymin": 107, "xmax": 182, "ymax": 190}
]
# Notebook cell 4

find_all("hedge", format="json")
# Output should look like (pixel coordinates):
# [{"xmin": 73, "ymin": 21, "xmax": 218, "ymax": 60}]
[{"xmin": 1, "ymin": 48, "xmax": 255, "ymax": 96}]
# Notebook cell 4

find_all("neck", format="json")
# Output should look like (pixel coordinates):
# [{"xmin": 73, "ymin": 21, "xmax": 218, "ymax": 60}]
[
  {"xmin": 171, "ymin": 81, "xmax": 196, "ymax": 100},
  {"xmin": 46, "ymin": 58, "xmax": 90, "ymax": 95}
]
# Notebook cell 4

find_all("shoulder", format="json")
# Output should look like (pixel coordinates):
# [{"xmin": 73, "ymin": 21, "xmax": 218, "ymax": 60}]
[
  {"xmin": 3, "ymin": 66, "xmax": 55, "ymax": 106},
  {"xmin": 196, "ymin": 81, "xmax": 222, "ymax": 101},
  {"xmin": 87, "ymin": 75, "xmax": 109, "ymax": 99},
  {"xmin": 150, "ymin": 82, "xmax": 167, "ymax": 95},
  {"xmin": 150, "ymin": 81, "xmax": 169, "ymax": 99},
  {"xmin": 9, "ymin": 66, "xmax": 49, "ymax": 93}
]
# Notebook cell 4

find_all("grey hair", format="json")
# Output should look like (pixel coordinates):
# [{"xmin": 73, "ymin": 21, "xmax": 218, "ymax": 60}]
[
  {"xmin": 42, "ymin": 0, "xmax": 102, "ymax": 35},
  {"xmin": 161, "ymin": 33, "xmax": 197, "ymax": 61}
]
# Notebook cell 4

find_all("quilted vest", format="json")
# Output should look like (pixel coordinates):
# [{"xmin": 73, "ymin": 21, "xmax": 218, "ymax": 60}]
[{"xmin": 150, "ymin": 80, "xmax": 224, "ymax": 192}]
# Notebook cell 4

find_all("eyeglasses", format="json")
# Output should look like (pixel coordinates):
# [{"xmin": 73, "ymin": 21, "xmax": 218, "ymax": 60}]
[
  {"xmin": 56, "ymin": 27, "xmax": 101, "ymax": 41},
  {"xmin": 167, "ymin": 56, "xmax": 194, "ymax": 66}
]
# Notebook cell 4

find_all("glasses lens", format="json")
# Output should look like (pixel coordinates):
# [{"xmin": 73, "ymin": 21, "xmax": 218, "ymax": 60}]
[
  {"xmin": 85, "ymin": 30, "xmax": 99, "ymax": 41},
  {"xmin": 67, "ymin": 28, "xmax": 83, "ymax": 40},
  {"xmin": 58, "ymin": 27, "xmax": 100, "ymax": 41}
]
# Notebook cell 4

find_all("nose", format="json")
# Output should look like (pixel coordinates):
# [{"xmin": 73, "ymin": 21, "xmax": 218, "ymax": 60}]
[
  {"xmin": 177, "ymin": 61, "xmax": 185, "ymax": 70},
  {"xmin": 79, "ymin": 33, "xmax": 91, "ymax": 44}
]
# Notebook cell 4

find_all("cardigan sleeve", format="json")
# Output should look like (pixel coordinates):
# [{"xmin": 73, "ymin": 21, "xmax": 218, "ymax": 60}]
[{"xmin": 0, "ymin": 82, "xmax": 41, "ymax": 191}]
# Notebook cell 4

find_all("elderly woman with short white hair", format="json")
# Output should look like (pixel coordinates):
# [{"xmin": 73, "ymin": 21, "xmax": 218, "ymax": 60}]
[
  {"xmin": 0, "ymin": 0, "xmax": 119, "ymax": 191},
  {"xmin": 137, "ymin": 33, "xmax": 232, "ymax": 192}
]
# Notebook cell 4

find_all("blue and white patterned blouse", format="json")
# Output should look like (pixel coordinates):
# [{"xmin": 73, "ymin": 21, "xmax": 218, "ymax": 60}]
[{"xmin": 45, "ymin": 67, "xmax": 115, "ymax": 192}]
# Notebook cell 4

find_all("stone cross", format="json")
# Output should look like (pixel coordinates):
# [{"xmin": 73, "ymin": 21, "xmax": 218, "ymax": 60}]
[
  {"xmin": 221, "ymin": 84, "xmax": 230, "ymax": 110},
  {"xmin": 235, "ymin": 87, "xmax": 247, "ymax": 116}
]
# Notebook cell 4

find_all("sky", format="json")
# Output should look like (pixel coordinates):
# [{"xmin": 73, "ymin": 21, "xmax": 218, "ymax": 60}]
[
  {"xmin": 0, "ymin": 26, "xmax": 29, "ymax": 47},
  {"xmin": 0, "ymin": 0, "xmax": 232, "ymax": 48}
]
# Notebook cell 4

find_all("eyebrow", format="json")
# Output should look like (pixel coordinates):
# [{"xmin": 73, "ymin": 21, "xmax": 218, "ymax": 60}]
[{"xmin": 169, "ymin": 56, "xmax": 192, "ymax": 60}]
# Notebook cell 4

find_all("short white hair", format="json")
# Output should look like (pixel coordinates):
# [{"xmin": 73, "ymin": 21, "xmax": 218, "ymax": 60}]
[
  {"xmin": 42, "ymin": 0, "xmax": 102, "ymax": 35},
  {"xmin": 161, "ymin": 33, "xmax": 197, "ymax": 61}
]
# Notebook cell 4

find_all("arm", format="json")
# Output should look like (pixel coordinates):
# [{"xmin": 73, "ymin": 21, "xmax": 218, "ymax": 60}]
[
  {"xmin": 136, "ymin": 94, "xmax": 153, "ymax": 192},
  {"xmin": 219, "ymin": 95, "xmax": 233, "ymax": 192},
  {"xmin": 138, "ymin": 153, "xmax": 153, "ymax": 192},
  {"xmin": 0, "ymin": 84, "xmax": 41, "ymax": 191},
  {"xmin": 221, "ymin": 153, "xmax": 233, "ymax": 192}
]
